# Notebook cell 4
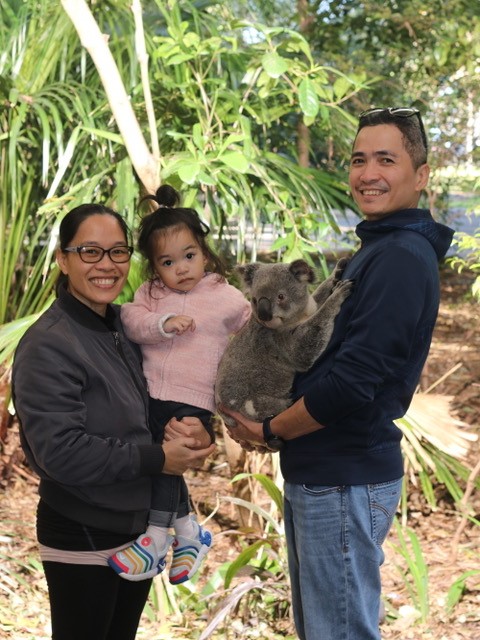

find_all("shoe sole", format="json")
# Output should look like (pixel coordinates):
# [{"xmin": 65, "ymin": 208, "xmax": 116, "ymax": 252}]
[
  {"xmin": 169, "ymin": 540, "xmax": 212, "ymax": 585},
  {"xmin": 108, "ymin": 557, "xmax": 165, "ymax": 582}
]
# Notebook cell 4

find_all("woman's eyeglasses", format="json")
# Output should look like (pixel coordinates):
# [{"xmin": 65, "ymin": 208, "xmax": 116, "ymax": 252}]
[
  {"xmin": 359, "ymin": 107, "xmax": 428, "ymax": 152},
  {"xmin": 64, "ymin": 245, "xmax": 134, "ymax": 263}
]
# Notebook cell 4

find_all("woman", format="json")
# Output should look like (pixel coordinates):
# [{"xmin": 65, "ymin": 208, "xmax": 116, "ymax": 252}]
[{"xmin": 12, "ymin": 203, "xmax": 215, "ymax": 640}]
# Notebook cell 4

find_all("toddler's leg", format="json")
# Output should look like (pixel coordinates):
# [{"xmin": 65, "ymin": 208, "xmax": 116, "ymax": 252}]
[
  {"xmin": 169, "ymin": 478, "xmax": 213, "ymax": 585},
  {"xmin": 108, "ymin": 474, "xmax": 179, "ymax": 581}
]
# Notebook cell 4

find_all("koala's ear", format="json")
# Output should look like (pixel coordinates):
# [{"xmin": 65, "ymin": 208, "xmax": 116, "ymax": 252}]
[
  {"xmin": 236, "ymin": 263, "xmax": 261, "ymax": 289},
  {"xmin": 289, "ymin": 259, "xmax": 315, "ymax": 283}
]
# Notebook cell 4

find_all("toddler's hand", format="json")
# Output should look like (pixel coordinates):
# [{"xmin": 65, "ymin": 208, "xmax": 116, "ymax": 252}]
[{"xmin": 164, "ymin": 315, "xmax": 196, "ymax": 335}]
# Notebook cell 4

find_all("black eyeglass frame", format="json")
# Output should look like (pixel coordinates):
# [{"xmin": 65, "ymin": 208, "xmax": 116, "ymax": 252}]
[
  {"xmin": 358, "ymin": 107, "xmax": 428, "ymax": 154},
  {"xmin": 64, "ymin": 245, "xmax": 134, "ymax": 264}
]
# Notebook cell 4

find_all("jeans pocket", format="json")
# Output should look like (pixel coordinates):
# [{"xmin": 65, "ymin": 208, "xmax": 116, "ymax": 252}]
[
  {"xmin": 369, "ymin": 478, "xmax": 402, "ymax": 545},
  {"xmin": 302, "ymin": 484, "xmax": 343, "ymax": 497}
]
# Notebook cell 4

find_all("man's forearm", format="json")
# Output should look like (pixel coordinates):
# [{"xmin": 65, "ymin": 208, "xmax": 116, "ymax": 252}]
[{"xmin": 271, "ymin": 397, "xmax": 325, "ymax": 440}]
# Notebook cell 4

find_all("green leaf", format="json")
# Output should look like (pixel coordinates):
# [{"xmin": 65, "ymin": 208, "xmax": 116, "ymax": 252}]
[
  {"xmin": 233, "ymin": 472, "xmax": 284, "ymax": 514},
  {"xmin": 261, "ymin": 52, "xmax": 289, "ymax": 78},
  {"xmin": 446, "ymin": 570, "xmax": 480, "ymax": 613},
  {"xmin": 197, "ymin": 171, "xmax": 217, "ymax": 186},
  {"xmin": 192, "ymin": 123, "xmax": 204, "ymax": 151},
  {"xmin": 81, "ymin": 127, "xmax": 123, "ymax": 144},
  {"xmin": 218, "ymin": 133, "xmax": 245, "ymax": 155},
  {"xmin": 333, "ymin": 76, "xmax": 352, "ymax": 100},
  {"xmin": 178, "ymin": 162, "xmax": 200, "ymax": 184},
  {"xmin": 218, "ymin": 151, "xmax": 249, "ymax": 173},
  {"xmin": 299, "ymin": 78, "xmax": 319, "ymax": 118},
  {"xmin": 222, "ymin": 496, "xmax": 282, "ymax": 534},
  {"xmin": 224, "ymin": 540, "xmax": 268, "ymax": 589}
]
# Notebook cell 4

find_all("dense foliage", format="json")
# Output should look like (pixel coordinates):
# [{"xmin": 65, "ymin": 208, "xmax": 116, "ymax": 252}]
[
  {"xmin": 1, "ymin": 0, "xmax": 479, "ymax": 359},
  {"xmin": 1, "ymin": 2, "xmax": 479, "ymax": 635},
  {"xmin": 0, "ymin": 0, "xmax": 369, "ymax": 367}
]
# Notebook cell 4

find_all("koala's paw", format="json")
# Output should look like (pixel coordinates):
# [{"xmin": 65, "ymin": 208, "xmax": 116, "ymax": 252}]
[
  {"xmin": 332, "ymin": 257, "xmax": 349, "ymax": 283},
  {"xmin": 220, "ymin": 413, "xmax": 238, "ymax": 429},
  {"xmin": 331, "ymin": 278, "xmax": 354, "ymax": 302}
]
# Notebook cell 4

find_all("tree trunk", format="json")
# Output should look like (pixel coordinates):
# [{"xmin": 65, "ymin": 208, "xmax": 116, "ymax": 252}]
[
  {"xmin": 297, "ymin": 0, "xmax": 313, "ymax": 168},
  {"xmin": 61, "ymin": 0, "xmax": 159, "ymax": 193},
  {"xmin": 297, "ymin": 118, "xmax": 311, "ymax": 168}
]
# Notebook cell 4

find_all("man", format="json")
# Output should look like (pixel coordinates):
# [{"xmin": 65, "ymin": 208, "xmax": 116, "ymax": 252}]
[{"xmin": 223, "ymin": 108, "xmax": 454, "ymax": 639}]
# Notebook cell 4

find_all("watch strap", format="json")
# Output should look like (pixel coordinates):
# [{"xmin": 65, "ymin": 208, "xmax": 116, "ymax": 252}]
[{"xmin": 262, "ymin": 415, "xmax": 276, "ymax": 443}]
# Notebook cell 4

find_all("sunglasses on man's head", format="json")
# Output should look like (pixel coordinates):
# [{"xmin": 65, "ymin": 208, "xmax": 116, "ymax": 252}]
[
  {"xmin": 359, "ymin": 107, "xmax": 420, "ymax": 119},
  {"xmin": 359, "ymin": 107, "xmax": 428, "ymax": 152}
]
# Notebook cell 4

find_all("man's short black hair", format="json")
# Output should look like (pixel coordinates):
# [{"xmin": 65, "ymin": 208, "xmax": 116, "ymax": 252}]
[{"xmin": 356, "ymin": 109, "xmax": 428, "ymax": 169}]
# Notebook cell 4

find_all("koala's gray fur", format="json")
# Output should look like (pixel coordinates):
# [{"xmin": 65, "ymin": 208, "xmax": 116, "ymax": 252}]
[{"xmin": 215, "ymin": 258, "xmax": 352, "ymax": 427}]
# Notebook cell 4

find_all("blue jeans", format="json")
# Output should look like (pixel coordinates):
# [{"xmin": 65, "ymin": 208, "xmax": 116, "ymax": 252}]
[{"xmin": 284, "ymin": 478, "xmax": 402, "ymax": 640}]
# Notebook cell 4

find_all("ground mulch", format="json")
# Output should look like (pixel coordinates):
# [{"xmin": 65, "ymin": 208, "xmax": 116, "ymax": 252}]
[{"xmin": 1, "ymin": 267, "xmax": 479, "ymax": 639}]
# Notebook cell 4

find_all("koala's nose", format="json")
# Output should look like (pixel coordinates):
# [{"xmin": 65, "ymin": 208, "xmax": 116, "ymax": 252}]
[{"xmin": 257, "ymin": 297, "xmax": 272, "ymax": 322}]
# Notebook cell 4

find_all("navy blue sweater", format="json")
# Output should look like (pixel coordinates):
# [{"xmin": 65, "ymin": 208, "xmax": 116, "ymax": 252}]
[{"xmin": 283, "ymin": 209, "xmax": 454, "ymax": 485}]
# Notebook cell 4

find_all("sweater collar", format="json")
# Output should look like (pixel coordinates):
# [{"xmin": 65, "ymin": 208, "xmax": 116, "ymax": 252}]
[{"xmin": 355, "ymin": 208, "xmax": 454, "ymax": 260}]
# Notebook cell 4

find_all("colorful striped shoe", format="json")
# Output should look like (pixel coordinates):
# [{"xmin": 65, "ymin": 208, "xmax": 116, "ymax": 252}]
[
  {"xmin": 108, "ymin": 534, "xmax": 174, "ymax": 582},
  {"xmin": 169, "ymin": 526, "xmax": 213, "ymax": 585}
]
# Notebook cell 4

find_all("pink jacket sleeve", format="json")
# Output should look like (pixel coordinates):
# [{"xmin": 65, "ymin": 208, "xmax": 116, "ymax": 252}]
[{"xmin": 121, "ymin": 282, "xmax": 170, "ymax": 345}]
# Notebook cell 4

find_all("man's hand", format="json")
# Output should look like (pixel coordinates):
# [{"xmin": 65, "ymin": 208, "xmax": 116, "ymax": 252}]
[
  {"xmin": 164, "ymin": 315, "xmax": 196, "ymax": 335},
  {"xmin": 162, "ymin": 437, "xmax": 215, "ymax": 475},
  {"xmin": 219, "ymin": 406, "xmax": 264, "ymax": 447},
  {"xmin": 164, "ymin": 416, "xmax": 211, "ymax": 449},
  {"xmin": 233, "ymin": 438, "xmax": 271, "ymax": 454}
]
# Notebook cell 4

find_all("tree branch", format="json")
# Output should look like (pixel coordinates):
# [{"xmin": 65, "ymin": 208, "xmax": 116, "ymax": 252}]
[
  {"xmin": 61, "ymin": 0, "xmax": 159, "ymax": 193},
  {"xmin": 131, "ymin": 0, "xmax": 160, "ymax": 165}
]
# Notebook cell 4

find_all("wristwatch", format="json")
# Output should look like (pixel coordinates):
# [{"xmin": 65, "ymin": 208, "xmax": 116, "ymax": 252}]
[{"xmin": 262, "ymin": 415, "xmax": 286, "ymax": 451}]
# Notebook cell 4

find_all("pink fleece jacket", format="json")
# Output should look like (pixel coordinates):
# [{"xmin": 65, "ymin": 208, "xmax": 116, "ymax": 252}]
[{"xmin": 121, "ymin": 273, "xmax": 251, "ymax": 413}]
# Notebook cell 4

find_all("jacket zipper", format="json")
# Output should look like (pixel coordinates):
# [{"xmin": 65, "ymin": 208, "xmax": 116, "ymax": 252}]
[{"xmin": 112, "ymin": 331, "xmax": 149, "ymax": 417}]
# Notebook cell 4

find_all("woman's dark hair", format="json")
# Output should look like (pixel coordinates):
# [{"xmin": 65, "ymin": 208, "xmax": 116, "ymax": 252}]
[
  {"xmin": 56, "ymin": 203, "xmax": 130, "ymax": 294},
  {"xmin": 138, "ymin": 184, "xmax": 226, "ymax": 281}
]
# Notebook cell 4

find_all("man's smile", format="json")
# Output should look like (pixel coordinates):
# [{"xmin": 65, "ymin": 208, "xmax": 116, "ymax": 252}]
[{"xmin": 360, "ymin": 189, "xmax": 386, "ymax": 196}]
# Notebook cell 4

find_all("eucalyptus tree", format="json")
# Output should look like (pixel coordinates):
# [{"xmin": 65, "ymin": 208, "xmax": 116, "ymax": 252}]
[
  {"xmin": 304, "ymin": 0, "xmax": 480, "ymax": 179},
  {"xmin": 227, "ymin": 0, "xmax": 480, "ymax": 182},
  {"xmin": 1, "ymin": 0, "xmax": 366, "ymax": 372},
  {"xmin": 0, "ymin": 0, "xmax": 147, "ymax": 367}
]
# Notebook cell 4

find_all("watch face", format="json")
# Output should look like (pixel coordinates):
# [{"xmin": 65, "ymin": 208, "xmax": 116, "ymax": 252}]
[
  {"xmin": 267, "ymin": 436, "xmax": 285, "ymax": 452},
  {"xmin": 263, "ymin": 416, "xmax": 285, "ymax": 451}
]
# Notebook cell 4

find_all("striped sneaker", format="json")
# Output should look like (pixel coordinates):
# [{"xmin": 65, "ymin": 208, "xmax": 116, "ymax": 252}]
[
  {"xmin": 169, "ymin": 525, "xmax": 212, "ymax": 585},
  {"xmin": 108, "ymin": 534, "xmax": 174, "ymax": 582}
]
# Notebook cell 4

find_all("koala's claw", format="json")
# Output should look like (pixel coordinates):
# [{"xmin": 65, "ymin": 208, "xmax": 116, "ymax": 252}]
[
  {"xmin": 332, "ymin": 257, "xmax": 349, "ymax": 283},
  {"xmin": 332, "ymin": 278, "xmax": 354, "ymax": 299}
]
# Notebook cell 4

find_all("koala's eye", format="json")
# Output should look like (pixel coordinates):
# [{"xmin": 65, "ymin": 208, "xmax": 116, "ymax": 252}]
[
  {"xmin": 252, "ymin": 297, "xmax": 257, "ymax": 306},
  {"xmin": 278, "ymin": 293, "xmax": 286, "ymax": 301}
]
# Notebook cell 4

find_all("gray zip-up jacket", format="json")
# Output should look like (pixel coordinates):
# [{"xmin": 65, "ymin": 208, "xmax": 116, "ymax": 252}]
[{"xmin": 12, "ymin": 286, "xmax": 166, "ymax": 534}]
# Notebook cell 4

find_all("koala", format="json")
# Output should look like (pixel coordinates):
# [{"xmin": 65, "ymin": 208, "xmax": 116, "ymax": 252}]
[{"xmin": 215, "ymin": 258, "xmax": 352, "ymax": 427}]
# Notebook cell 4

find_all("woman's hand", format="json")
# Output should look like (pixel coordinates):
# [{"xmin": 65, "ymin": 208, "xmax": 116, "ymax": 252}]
[
  {"xmin": 162, "ymin": 437, "xmax": 215, "ymax": 475},
  {"xmin": 164, "ymin": 416, "xmax": 212, "ymax": 449}
]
